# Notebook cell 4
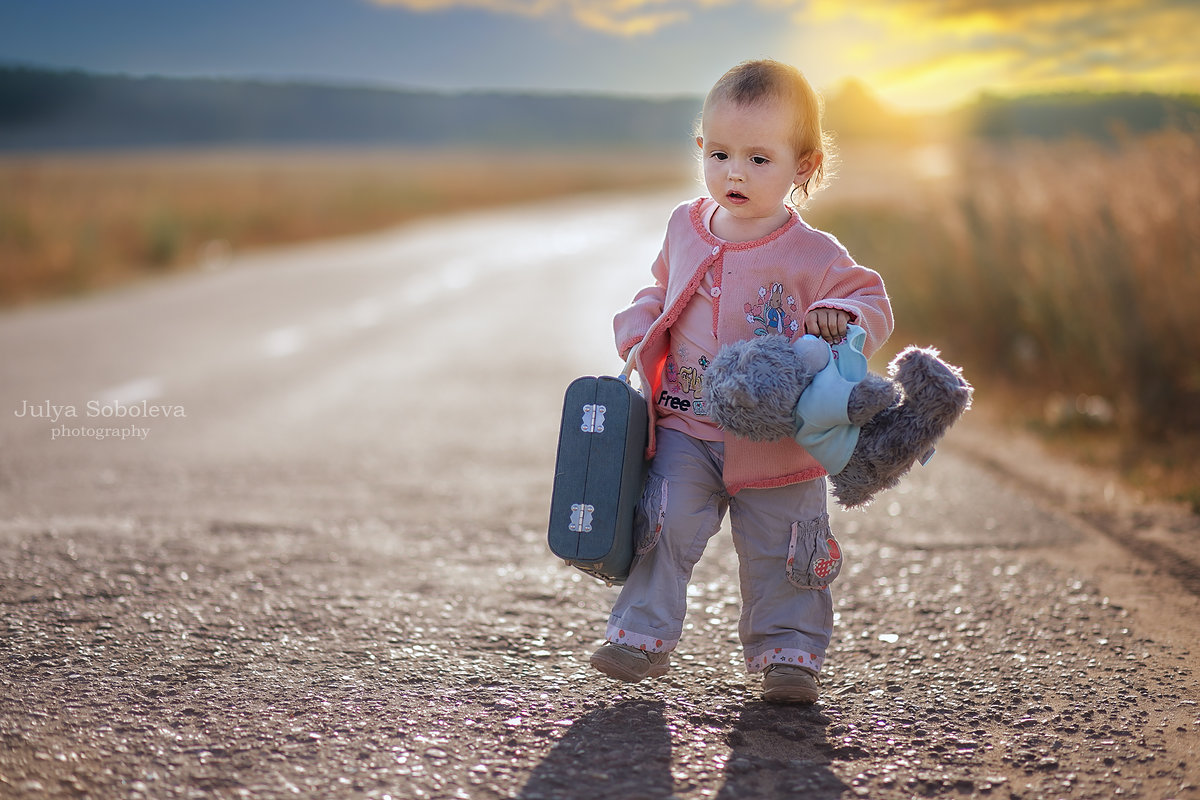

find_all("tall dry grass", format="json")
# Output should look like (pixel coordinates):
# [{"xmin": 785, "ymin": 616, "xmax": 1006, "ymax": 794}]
[
  {"xmin": 0, "ymin": 147, "xmax": 694, "ymax": 306},
  {"xmin": 810, "ymin": 131, "xmax": 1200, "ymax": 505}
]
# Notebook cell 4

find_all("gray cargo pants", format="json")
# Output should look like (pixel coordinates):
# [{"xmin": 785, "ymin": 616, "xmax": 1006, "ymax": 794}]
[{"xmin": 605, "ymin": 428, "xmax": 839, "ymax": 674}]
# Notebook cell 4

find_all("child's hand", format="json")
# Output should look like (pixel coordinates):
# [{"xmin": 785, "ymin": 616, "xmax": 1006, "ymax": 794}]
[{"xmin": 804, "ymin": 308, "xmax": 851, "ymax": 342}]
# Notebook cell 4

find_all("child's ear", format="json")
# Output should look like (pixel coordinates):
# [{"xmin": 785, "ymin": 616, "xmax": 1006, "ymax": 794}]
[
  {"xmin": 795, "ymin": 150, "xmax": 823, "ymax": 184},
  {"xmin": 695, "ymin": 135, "xmax": 704, "ymax": 151}
]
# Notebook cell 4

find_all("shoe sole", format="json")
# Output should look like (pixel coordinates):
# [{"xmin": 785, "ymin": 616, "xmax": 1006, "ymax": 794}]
[
  {"xmin": 762, "ymin": 685, "xmax": 819, "ymax": 704},
  {"xmin": 589, "ymin": 650, "xmax": 670, "ymax": 682},
  {"xmin": 763, "ymin": 686, "xmax": 820, "ymax": 705}
]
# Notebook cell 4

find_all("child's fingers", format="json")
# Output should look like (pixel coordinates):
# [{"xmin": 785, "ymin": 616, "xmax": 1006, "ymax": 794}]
[
  {"xmin": 829, "ymin": 313, "xmax": 849, "ymax": 340},
  {"xmin": 805, "ymin": 308, "xmax": 850, "ymax": 341},
  {"xmin": 803, "ymin": 310, "xmax": 825, "ymax": 339}
]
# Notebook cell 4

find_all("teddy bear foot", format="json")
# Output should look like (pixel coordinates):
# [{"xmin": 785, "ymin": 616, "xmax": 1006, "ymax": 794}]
[{"xmin": 831, "ymin": 346, "xmax": 972, "ymax": 509}]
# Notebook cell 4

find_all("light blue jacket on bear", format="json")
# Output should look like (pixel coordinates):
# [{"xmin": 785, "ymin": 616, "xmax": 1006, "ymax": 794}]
[{"xmin": 792, "ymin": 325, "xmax": 869, "ymax": 475}]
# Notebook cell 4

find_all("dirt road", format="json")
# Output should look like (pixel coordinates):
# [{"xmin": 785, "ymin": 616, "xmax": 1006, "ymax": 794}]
[{"xmin": 1, "ymin": 191, "xmax": 1197, "ymax": 799}]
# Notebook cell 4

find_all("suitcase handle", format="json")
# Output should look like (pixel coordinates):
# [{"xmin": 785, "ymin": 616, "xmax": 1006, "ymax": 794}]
[{"xmin": 619, "ymin": 342, "xmax": 641, "ymax": 383}]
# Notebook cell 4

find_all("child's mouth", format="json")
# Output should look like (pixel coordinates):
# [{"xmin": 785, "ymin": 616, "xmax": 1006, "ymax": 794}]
[{"xmin": 727, "ymin": 191, "xmax": 748, "ymax": 204}]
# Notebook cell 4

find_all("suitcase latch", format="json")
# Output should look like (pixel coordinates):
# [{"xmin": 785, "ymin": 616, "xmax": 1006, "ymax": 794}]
[
  {"xmin": 569, "ymin": 503, "xmax": 595, "ymax": 533},
  {"xmin": 581, "ymin": 404, "xmax": 606, "ymax": 433}
]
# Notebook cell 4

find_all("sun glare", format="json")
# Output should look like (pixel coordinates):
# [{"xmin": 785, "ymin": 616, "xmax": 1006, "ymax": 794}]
[
  {"xmin": 796, "ymin": 0, "xmax": 1200, "ymax": 110},
  {"xmin": 868, "ymin": 49, "xmax": 1019, "ymax": 111}
]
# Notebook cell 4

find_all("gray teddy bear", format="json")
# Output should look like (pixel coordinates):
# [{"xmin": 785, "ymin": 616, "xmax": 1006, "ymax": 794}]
[{"xmin": 706, "ymin": 328, "xmax": 973, "ymax": 508}]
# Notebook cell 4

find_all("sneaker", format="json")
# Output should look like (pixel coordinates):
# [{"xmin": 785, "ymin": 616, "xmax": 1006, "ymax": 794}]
[
  {"xmin": 761, "ymin": 664, "xmax": 820, "ymax": 704},
  {"xmin": 589, "ymin": 642, "xmax": 671, "ymax": 683}
]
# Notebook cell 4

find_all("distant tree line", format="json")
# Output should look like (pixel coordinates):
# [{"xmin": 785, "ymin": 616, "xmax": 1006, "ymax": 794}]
[
  {"xmin": 0, "ymin": 65, "xmax": 702, "ymax": 151},
  {"xmin": 971, "ymin": 91, "xmax": 1200, "ymax": 141},
  {"xmin": 0, "ymin": 64, "xmax": 1196, "ymax": 152}
]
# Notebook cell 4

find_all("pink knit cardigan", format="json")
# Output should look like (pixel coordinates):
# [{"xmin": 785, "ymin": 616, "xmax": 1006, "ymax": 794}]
[{"xmin": 614, "ymin": 197, "xmax": 894, "ymax": 493}]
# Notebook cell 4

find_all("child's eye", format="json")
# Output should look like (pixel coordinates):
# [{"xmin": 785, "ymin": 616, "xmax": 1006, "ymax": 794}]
[
  {"xmin": 751, "ymin": 156, "xmax": 770, "ymax": 165},
  {"xmin": 710, "ymin": 151, "xmax": 728, "ymax": 161}
]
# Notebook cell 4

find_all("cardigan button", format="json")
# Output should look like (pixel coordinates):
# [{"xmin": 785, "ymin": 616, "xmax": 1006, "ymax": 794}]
[
  {"xmin": 710, "ymin": 245, "xmax": 720, "ymax": 255},
  {"xmin": 710, "ymin": 287, "xmax": 721, "ymax": 298}
]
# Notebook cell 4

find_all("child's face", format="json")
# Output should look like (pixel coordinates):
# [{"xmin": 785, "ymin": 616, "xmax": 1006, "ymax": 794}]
[{"xmin": 696, "ymin": 97, "xmax": 818, "ymax": 228}]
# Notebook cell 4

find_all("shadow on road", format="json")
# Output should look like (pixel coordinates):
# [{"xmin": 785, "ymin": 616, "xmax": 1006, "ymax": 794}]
[
  {"xmin": 715, "ymin": 702, "xmax": 848, "ymax": 798},
  {"xmin": 517, "ymin": 699, "xmax": 673, "ymax": 799},
  {"xmin": 517, "ymin": 697, "xmax": 846, "ymax": 799}
]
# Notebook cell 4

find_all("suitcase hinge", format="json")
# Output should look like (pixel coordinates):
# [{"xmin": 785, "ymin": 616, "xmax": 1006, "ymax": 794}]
[
  {"xmin": 580, "ymin": 404, "xmax": 606, "ymax": 433},
  {"xmin": 568, "ymin": 503, "xmax": 595, "ymax": 533}
]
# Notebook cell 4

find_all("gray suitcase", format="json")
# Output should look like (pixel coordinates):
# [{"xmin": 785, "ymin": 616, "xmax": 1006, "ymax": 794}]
[{"xmin": 547, "ymin": 371, "xmax": 648, "ymax": 585}]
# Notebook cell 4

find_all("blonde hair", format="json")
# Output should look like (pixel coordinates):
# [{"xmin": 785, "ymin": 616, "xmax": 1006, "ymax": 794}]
[{"xmin": 699, "ymin": 59, "xmax": 834, "ymax": 203}]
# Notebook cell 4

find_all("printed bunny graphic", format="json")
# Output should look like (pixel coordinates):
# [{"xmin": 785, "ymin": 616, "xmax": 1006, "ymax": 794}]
[{"xmin": 745, "ymin": 282, "xmax": 801, "ymax": 337}]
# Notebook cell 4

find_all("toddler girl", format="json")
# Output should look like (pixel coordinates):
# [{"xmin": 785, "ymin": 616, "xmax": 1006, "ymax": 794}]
[{"xmin": 589, "ymin": 59, "xmax": 893, "ymax": 703}]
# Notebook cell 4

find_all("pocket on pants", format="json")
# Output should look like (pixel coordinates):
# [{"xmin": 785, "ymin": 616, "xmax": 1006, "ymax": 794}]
[
  {"xmin": 786, "ymin": 513, "xmax": 842, "ymax": 589},
  {"xmin": 633, "ymin": 474, "xmax": 668, "ymax": 555}
]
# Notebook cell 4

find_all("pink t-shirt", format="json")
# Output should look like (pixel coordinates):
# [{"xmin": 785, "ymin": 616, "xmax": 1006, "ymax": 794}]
[{"xmin": 656, "ymin": 207, "xmax": 723, "ymax": 441}]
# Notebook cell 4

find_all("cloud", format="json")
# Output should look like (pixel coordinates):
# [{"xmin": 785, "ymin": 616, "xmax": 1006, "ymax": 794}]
[
  {"xmin": 805, "ymin": 0, "xmax": 1200, "ymax": 96},
  {"xmin": 366, "ymin": 0, "xmax": 1199, "ymax": 105},
  {"xmin": 373, "ymin": 0, "xmax": 552, "ymax": 12},
  {"xmin": 367, "ymin": 0, "xmax": 738, "ymax": 36},
  {"xmin": 368, "ymin": 0, "xmax": 814, "ymax": 36}
]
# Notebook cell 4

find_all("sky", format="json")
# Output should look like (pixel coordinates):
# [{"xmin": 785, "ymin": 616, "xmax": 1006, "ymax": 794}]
[{"xmin": 1, "ymin": 0, "xmax": 1196, "ymax": 110}]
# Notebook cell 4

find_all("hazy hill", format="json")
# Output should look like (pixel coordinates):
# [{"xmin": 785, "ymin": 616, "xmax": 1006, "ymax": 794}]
[
  {"xmin": 0, "ymin": 65, "xmax": 703, "ymax": 151},
  {"xmin": 822, "ymin": 78, "xmax": 924, "ymax": 142},
  {"xmin": 1, "ymin": 65, "xmax": 1196, "ymax": 152}
]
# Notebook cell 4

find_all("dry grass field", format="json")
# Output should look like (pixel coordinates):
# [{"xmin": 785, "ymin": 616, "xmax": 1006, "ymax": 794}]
[
  {"xmin": 810, "ymin": 130, "xmax": 1200, "ymax": 508},
  {"xmin": 2, "ymin": 134, "xmax": 1197, "ymax": 506},
  {"xmin": 0, "ymin": 147, "xmax": 696, "ymax": 305}
]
